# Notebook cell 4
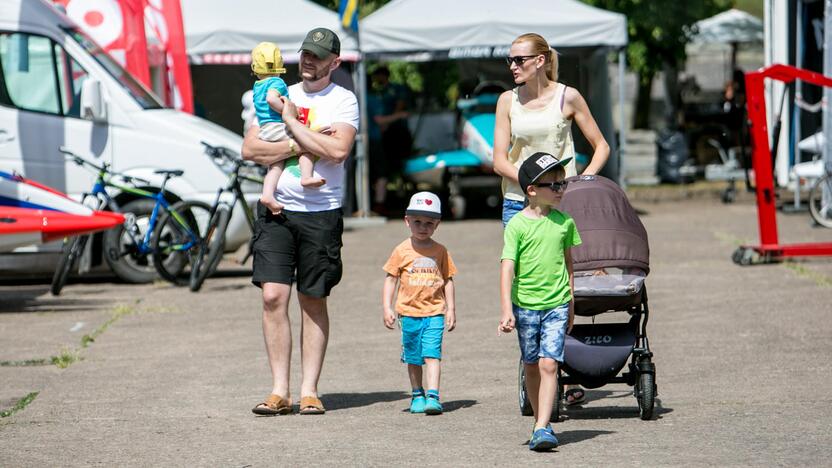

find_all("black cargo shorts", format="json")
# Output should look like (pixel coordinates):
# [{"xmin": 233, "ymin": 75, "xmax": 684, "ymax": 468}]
[{"xmin": 251, "ymin": 203, "xmax": 344, "ymax": 298}]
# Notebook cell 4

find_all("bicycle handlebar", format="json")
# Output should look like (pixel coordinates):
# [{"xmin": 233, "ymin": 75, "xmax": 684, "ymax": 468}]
[
  {"xmin": 59, "ymin": 147, "xmax": 152, "ymax": 185},
  {"xmin": 200, "ymin": 141, "xmax": 253, "ymax": 168}
]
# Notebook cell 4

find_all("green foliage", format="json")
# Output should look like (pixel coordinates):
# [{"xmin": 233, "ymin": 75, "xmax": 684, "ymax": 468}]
[
  {"xmin": 583, "ymin": 0, "xmax": 733, "ymax": 80},
  {"xmin": 734, "ymin": 0, "xmax": 764, "ymax": 19}
]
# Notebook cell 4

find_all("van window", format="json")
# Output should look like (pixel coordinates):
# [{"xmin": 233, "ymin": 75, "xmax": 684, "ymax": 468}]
[
  {"xmin": 0, "ymin": 33, "xmax": 61, "ymax": 114},
  {"xmin": 0, "ymin": 31, "xmax": 92, "ymax": 118},
  {"xmin": 68, "ymin": 29, "xmax": 163, "ymax": 110},
  {"xmin": 55, "ymin": 44, "xmax": 88, "ymax": 118}
]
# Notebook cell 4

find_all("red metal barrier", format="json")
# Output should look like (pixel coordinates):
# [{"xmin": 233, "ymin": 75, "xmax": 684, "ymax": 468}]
[{"xmin": 734, "ymin": 64, "xmax": 832, "ymax": 264}]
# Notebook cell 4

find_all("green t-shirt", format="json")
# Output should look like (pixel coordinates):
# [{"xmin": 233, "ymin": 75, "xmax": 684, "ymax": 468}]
[{"xmin": 501, "ymin": 210, "xmax": 582, "ymax": 310}]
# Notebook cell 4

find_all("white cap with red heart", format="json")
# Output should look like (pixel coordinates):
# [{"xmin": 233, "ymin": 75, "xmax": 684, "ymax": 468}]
[{"xmin": 405, "ymin": 191, "xmax": 442, "ymax": 219}]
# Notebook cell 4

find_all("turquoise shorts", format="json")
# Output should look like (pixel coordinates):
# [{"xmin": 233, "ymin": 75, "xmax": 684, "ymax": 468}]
[{"xmin": 400, "ymin": 315, "xmax": 445, "ymax": 365}]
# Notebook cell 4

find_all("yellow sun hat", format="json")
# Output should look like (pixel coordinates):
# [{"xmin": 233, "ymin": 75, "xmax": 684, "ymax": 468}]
[{"xmin": 251, "ymin": 42, "xmax": 286, "ymax": 75}]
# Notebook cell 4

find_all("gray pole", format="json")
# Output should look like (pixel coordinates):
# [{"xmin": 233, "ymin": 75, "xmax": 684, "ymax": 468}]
[
  {"xmin": 352, "ymin": 29, "xmax": 370, "ymax": 218},
  {"xmin": 618, "ymin": 49, "xmax": 627, "ymax": 189},
  {"xmin": 825, "ymin": 0, "xmax": 832, "ymax": 206}
]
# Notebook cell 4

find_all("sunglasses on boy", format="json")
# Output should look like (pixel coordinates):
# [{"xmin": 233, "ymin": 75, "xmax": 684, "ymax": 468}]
[
  {"xmin": 505, "ymin": 55, "xmax": 540, "ymax": 66},
  {"xmin": 534, "ymin": 180, "xmax": 569, "ymax": 192}
]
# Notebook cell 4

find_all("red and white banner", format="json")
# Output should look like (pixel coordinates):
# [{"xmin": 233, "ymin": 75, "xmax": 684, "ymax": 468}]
[
  {"xmin": 55, "ymin": 0, "xmax": 151, "ymax": 88},
  {"xmin": 143, "ymin": 0, "xmax": 193, "ymax": 113}
]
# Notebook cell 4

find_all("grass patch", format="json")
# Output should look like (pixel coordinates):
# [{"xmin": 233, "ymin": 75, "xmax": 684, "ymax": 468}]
[
  {"xmin": 80, "ymin": 303, "xmax": 136, "ymax": 348},
  {"xmin": 51, "ymin": 348, "xmax": 80, "ymax": 369},
  {"xmin": 0, "ymin": 392, "xmax": 39, "ymax": 418},
  {"xmin": 784, "ymin": 261, "xmax": 832, "ymax": 288},
  {"xmin": 0, "ymin": 359, "xmax": 51, "ymax": 367}
]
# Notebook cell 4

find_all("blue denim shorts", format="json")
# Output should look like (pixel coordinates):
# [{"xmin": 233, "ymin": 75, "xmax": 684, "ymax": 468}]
[
  {"xmin": 513, "ymin": 303, "xmax": 570, "ymax": 363},
  {"xmin": 400, "ymin": 315, "xmax": 445, "ymax": 365},
  {"xmin": 502, "ymin": 198, "xmax": 526, "ymax": 227}
]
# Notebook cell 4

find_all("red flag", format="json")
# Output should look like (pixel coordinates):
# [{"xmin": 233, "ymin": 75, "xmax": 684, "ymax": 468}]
[
  {"xmin": 144, "ymin": 0, "xmax": 194, "ymax": 113},
  {"xmin": 55, "ymin": 0, "xmax": 151, "ymax": 87}
]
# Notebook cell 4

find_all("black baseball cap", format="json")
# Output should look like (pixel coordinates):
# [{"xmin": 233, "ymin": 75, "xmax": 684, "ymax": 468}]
[
  {"xmin": 518, "ymin": 152, "xmax": 573, "ymax": 195},
  {"xmin": 299, "ymin": 28, "xmax": 341, "ymax": 59}
]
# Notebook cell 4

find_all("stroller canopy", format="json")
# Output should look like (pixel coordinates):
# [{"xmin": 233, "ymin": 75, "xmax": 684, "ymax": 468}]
[{"xmin": 560, "ymin": 175, "xmax": 650, "ymax": 274}]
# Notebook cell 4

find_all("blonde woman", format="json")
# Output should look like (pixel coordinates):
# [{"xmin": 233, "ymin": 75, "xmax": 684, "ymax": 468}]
[
  {"xmin": 493, "ymin": 32, "xmax": 610, "ymax": 226},
  {"xmin": 493, "ymin": 33, "xmax": 610, "ymax": 409}
]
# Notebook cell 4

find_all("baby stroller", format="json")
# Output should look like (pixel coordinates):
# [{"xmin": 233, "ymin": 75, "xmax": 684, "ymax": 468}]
[{"xmin": 518, "ymin": 175, "xmax": 656, "ymax": 421}]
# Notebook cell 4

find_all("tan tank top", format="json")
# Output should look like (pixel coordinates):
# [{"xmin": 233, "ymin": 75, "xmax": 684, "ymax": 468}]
[{"xmin": 503, "ymin": 83, "xmax": 577, "ymax": 201}]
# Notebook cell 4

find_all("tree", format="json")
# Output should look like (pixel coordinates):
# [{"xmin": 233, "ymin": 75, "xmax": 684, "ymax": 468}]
[{"xmin": 583, "ymin": 0, "xmax": 732, "ymax": 128}]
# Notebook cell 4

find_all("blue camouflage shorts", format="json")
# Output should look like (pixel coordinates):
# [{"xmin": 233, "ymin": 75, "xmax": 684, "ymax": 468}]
[{"xmin": 513, "ymin": 302, "xmax": 570, "ymax": 363}]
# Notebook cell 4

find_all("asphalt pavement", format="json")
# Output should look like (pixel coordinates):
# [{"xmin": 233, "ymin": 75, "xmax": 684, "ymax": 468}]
[{"xmin": 1, "ymin": 194, "xmax": 831, "ymax": 466}]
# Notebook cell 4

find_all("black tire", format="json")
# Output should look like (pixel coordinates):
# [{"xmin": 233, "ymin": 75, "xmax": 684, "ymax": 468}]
[
  {"xmin": 518, "ymin": 359, "xmax": 533, "ymax": 416},
  {"xmin": 809, "ymin": 175, "xmax": 832, "ymax": 229},
  {"xmin": 637, "ymin": 372, "xmax": 655, "ymax": 420},
  {"xmin": 189, "ymin": 205, "xmax": 230, "ymax": 292},
  {"xmin": 103, "ymin": 199, "xmax": 158, "ymax": 284},
  {"xmin": 151, "ymin": 201, "xmax": 212, "ymax": 286},
  {"xmin": 731, "ymin": 247, "xmax": 744, "ymax": 265},
  {"xmin": 50, "ymin": 235, "xmax": 89, "ymax": 296}
]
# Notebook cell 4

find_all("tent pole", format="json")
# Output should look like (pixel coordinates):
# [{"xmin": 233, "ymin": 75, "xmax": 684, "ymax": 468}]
[
  {"xmin": 355, "ymin": 53, "xmax": 370, "ymax": 218},
  {"xmin": 824, "ymin": 0, "xmax": 832, "ymax": 209},
  {"xmin": 618, "ymin": 48, "xmax": 627, "ymax": 189}
]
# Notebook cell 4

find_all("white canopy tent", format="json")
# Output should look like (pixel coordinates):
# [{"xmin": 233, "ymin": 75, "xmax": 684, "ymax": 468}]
[
  {"xmin": 181, "ymin": 0, "xmax": 359, "ymax": 65},
  {"xmin": 691, "ymin": 8, "xmax": 764, "ymax": 45},
  {"xmin": 359, "ymin": 0, "xmax": 629, "ymax": 185},
  {"xmin": 361, "ymin": 0, "xmax": 626, "ymax": 58}
]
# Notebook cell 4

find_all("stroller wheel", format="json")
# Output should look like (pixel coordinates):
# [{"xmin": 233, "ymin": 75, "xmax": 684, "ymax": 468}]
[
  {"xmin": 636, "ymin": 372, "xmax": 656, "ymax": 420},
  {"xmin": 518, "ymin": 359, "xmax": 563, "ymax": 422},
  {"xmin": 518, "ymin": 359, "xmax": 533, "ymax": 416}
]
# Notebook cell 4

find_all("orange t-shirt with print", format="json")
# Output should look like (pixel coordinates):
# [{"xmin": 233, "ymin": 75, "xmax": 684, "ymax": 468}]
[{"xmin": 383, "ymin": 239, "xmax": 457, "ymax": 317}]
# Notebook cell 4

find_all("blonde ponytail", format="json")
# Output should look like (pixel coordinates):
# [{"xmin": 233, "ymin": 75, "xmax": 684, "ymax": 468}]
[{"xmin": 547, "ymin": 48, "xmax": 559, "ymax": 82}]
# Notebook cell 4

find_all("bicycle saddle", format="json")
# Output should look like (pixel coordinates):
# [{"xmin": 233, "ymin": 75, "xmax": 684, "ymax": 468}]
[{"xmin": 154, "ymin": 169, "xmax": 184, "ymax": 177}]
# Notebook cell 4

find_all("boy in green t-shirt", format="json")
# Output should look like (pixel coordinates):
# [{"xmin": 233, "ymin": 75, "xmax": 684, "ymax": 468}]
[{"xmin": 499, "ymin": 152, "xmax": 582, "ymax": 451}]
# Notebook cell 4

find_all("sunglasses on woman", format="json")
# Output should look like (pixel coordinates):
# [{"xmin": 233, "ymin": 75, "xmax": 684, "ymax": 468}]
[
  {"xmin": 505, "ymin": 55, "xmax": 540, "ymax": 66},
  {"xmin": 534, "ymin": 180, "xmax": 569, "ymax": 192}
]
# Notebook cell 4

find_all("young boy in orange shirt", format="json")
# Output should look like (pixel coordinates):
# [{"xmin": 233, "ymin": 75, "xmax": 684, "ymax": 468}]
[{"xmin": 382, "ymin": 192, "xmax": 457, "ymax": 415}]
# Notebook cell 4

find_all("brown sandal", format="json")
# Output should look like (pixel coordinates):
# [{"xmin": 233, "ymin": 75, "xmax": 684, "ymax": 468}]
[
  {"xmin": 252, "ymin": 394, "xmax": 292, "ymax": 415},
  {"xmin": 299, "ymin": 396, "xmax": 325, "ymax": 415}
]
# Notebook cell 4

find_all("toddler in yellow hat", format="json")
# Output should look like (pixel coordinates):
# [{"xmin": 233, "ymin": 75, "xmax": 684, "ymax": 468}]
[{"xmin": 251, "ymin": 42, "xmax": 324, "ymax": 215}]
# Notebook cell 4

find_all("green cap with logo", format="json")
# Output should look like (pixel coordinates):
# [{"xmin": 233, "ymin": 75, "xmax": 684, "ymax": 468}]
[{"xmin": 299, "ymin": 27, "xmax": 341, "ymax": 59}]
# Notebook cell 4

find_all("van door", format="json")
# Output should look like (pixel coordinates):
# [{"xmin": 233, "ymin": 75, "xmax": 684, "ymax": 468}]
[{"xmin": 0, "ymin": 31, "xmax": 112, "ymax": 196}]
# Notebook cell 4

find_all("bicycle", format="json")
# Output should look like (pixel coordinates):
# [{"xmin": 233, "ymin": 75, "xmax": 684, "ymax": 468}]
[
  {"xmin": 808, "ymin": 167, "xmax": 832, "ymax": 228},
  {"xmin": 51, "ymin": 148, "xmax": 209, "ymax": 294},
  {"xmin": 188, "ymin": 141, "xmax": 262, "ymax": 292}
]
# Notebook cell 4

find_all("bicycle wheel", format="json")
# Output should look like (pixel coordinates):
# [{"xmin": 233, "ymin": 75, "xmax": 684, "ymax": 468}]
[
  {"xmin": 809, "ymin": 174, "xmax": 832, "ymax": 229},
  {"xmin": 151, "ymin": 200, "xmax": 212, "ymax": 285},
  {"xmin": 189, "ymin": 205, "xmax": 230, "ymax": 292},
  {"xmin": 50, "ymin": 235, "xmax": 89, "ymax": 296},
  {"xmin": 103, "ymin": 199, "xmax": 158, "ymax": 283}
]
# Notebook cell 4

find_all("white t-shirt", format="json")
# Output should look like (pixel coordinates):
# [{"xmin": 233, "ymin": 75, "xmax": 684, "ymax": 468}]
[{"xmin": 274, "ymin": 82, "xmax": 359, "ymax": 212}]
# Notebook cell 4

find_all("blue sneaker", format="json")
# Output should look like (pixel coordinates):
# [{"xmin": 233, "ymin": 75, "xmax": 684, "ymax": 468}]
[
  {"xmin": 424, "ymin": 396, "xmax": 443, "ymax": 415},
  {"xmin": 529, "ymin": 426, "xmax": 559, "ymax": 451},
  {"xmin": 410, "ymin": 396, "xmax": 426, "ymax": 413}
]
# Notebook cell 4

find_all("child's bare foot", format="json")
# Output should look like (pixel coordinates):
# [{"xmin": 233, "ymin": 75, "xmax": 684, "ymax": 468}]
[
  {"xmin": 260, "ymin": 195, "xmax": 284, "ymax": 215},
  {"xmin": 300, "ymin": 176, "xmax": 326, "ymax": 188}
]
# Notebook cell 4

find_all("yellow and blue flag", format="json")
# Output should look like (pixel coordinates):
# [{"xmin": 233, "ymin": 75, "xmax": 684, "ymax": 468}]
[{"xmin": 339, "ymin": 0, "xmax": 359, "ymax": 32}]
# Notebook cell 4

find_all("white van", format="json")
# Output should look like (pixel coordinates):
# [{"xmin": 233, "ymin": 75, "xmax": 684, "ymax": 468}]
[{"xmin": 0, "ymin": 0, "xmax": 257, "ymax": 277}]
